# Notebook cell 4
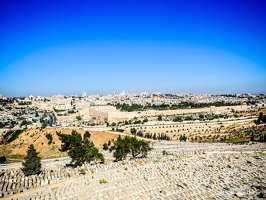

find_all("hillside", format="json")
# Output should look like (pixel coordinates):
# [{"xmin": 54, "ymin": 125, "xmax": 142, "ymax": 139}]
[
  {"xmin": 257, "ymin": 108, "xmax": 266, "ymax": 115},
  {"xmin": 0, "ymin": 128, "xmax": 118, "ymax": 160}
]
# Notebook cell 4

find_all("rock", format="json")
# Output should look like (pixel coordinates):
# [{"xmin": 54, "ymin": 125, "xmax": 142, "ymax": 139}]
[{"xmin": 236, "ymin": 191, "xmax": 246, "ymax": 197}]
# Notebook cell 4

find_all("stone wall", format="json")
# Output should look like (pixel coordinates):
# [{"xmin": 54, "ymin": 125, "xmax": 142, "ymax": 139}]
[{"xmin": 106, "ymin": 105, "xmax": 251, "ymax": 123}]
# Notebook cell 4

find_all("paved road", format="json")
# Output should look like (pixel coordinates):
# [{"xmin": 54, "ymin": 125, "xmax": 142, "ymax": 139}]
[{"xmin": 48, "ymin": 114, "xmax": 54, "ymax": 127}]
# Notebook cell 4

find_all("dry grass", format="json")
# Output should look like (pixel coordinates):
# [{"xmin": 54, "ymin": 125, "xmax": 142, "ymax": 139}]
[{"xmin": 0, "ymin": 128, "xmax": 118, "ymax": 160}]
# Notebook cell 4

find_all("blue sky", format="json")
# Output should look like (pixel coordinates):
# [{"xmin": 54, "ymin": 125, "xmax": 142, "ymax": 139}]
[{"xmin": 0, "ymin": 0, "xmax": 266, "ymax": 97}]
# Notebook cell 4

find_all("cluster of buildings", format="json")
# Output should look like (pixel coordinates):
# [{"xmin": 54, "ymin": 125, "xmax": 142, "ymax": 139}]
[{"xmin": 0, "ymin": 92, "xmax": 265, "ymax": 130}]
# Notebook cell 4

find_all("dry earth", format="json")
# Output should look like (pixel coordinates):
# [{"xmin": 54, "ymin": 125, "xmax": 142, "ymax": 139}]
[{"xmin": 0, "ymin": 128, "xmax": 118, "ymax": 159}]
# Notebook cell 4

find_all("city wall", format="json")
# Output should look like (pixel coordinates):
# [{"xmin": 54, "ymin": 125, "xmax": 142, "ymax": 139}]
[{"xmin": 107, "ymin": 105, "xmax": 251, "ymax": 122}]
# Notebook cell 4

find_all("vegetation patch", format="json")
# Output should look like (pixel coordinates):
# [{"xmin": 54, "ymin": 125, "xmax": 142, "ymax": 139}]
[
  {"xmin": 57, "ymin": 130, "xmax": 104, "ymax": 165},
  {"xmin": 3, "ymin": 130, "xmax": 15, "ymax": 139},
  {"xmin": 109, "ymin": 135, "xmax": 151, "ymax": 161},
  {"xmin": 79, "ymin": 169, "xmax": 86, "ymax": 175},
  {"xmin": 45, "ymin": 133, "xmax": 53, "ymax": 145},
  {"xmin": 99, "ymin": 179, "xmax": 107, "ymax": 184},
  {"xmin": 225, "ymin": 137, "xmax": 250, "ymax": 144},
  {"xmin": 6, "ymin": 154, "xmax": 25, "ymax": 161},
  {"xmin": 0, "ymin": 156, "xmax": 7, "ymax": 163},
  {"xmin": 6, "ymin": 129, "xmax": 24, "ymax": 143}
]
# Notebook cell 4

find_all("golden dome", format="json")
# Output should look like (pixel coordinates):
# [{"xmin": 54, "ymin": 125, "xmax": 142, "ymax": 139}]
[{"xmin": 152, "ymin": 96, "xmax": 158, "ymax": 102}]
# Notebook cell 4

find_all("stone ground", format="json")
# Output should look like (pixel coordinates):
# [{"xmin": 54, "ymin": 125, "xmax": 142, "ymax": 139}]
[{"xmin": 1, "ymin": 142, "xmax": 266, "ymax": 200}]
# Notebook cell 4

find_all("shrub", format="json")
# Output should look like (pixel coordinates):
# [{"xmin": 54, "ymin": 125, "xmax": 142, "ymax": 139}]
[
  {"xmin": 7, "ymin": 130, "xmax": 24, "ymax": 143},
  {"xmin": 45, "ymin": 133, "xmax": 53, "ymax": 145},
  {"xmin": 99, "ymin": 179, "xmax": 107, "ymax": 184},
  {"xmin": 79, "ymin": 169, "xmax": 85, "ymax": 175},
  {"xmin": 0, "ymin": 156, "xmax": 6, "ymax": 163}
]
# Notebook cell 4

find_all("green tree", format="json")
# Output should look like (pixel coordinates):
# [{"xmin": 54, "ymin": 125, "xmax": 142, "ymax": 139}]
[
  {"xmin": 143, "ymin": 118, "xmax": 148, "ymax": 123},
  {"xmin": 103, "ymin": 143, "xmax": 108, "ymax": 150},
  {"xmin": 250, "ymin": 132, "xmax": 255, "ymax": 141},
  {"xmin": 22, "ymin": 144, "xmax": 42, "ymax": 176},
  {"xmin": 254, "ymin": 112, "xmax": 266, "ymax": 124},
  {"xmin": 0, "ymin": 156, "xmax": 6, "ymax": 163},
  {"xmin": 45, "ymin": 133, "xmax": 53, "ymax": 145},
  {"xmin": 185, "ymin": 116, "xmax": 193, "ymax": 121},
  {"xmin": 158, "ymin": 115, "xmax": 162, "ymax": 121},
  {"xmin": 173, "ymin": 115, "xmax": 182, "ymax": 122},
  {"xmin": 110, "ymin": 135, "xmax": 151, "ymax": 161},
  {"xmin": 259, "ymin": 135, "xmax": 264, "ymax": 142},
  {"xmin": 110, "ymin": 122, "xmax": 116, "ymax": 127},
  {"xmin": 110, "ymin": 135, "xmax": 129, "ymax": 161},
  {"xmin": 179, "ymin": 134, "xmax": 187, "ymax": 142},
  {"xmin": 130, "ymin": 128, "xmax": 137, "ymax": 134},
  {"xmin": 20, "ymin": 120, "xmax": 29, "ymax": 127},
  {"xmin": 258, "ymin": 112, "xmax": 263, "ymax": 121},
  {"xmin": 57, "ymin": 130, "xmax": 104, "ymax": 165},
  {"xmin": 84, "ymin": 131, "xmax": 91, "ymax": 138},
  {"xmin": 76, "ymin": 116, "xmax": 82, "ymax": 121},
  {"xmin": 199, "ymin": 114, "xmax": 204, "ymax": 120}
]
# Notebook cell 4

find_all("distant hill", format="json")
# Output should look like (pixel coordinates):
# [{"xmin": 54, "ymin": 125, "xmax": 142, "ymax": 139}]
[{"xmin": 0, "ymin": 128, "xmax": 118, "ymax": 161}]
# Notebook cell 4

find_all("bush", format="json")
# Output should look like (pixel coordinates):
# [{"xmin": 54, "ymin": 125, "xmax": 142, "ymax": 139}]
[
  {"xmin": 79, "ymin": 169, "xmax": 85, "ymax": 175},
  {"xmin": 45, "ymin": 133, "xmax": 53, "ymax": 145},
  {"xmin": 102, "ymin": 143, "xmax": 108, "ymax": 150},
  {"xmin": 7, "ymin": 130, "xmax": 24, "ymax": 143},
  {"xmin": 0, "ymin": 156, "xmax": 6, "ymax": 163},
  {"xmin": 130, "ymin": 128, "xmax": 137, "ymax": 134},
  {"xmin": 99, "ymin": 179, "xmax": 107, "ymax": 184}
]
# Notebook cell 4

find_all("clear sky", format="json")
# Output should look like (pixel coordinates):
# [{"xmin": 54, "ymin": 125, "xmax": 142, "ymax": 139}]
[{"xmin": 0, "ymin": 0, "xmax": 266, "ymax": 97}]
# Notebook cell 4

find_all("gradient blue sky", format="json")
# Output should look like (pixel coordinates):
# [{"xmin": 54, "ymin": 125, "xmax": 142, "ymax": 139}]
[{"xmin": 0, "ymin": 0, "xmax": 266, "ymax": 97}]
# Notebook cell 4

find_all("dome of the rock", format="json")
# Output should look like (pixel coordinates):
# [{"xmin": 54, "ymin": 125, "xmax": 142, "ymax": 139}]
[{"xmin": 152, "ymin": 96, "xmax": 158, "ymax": 102}]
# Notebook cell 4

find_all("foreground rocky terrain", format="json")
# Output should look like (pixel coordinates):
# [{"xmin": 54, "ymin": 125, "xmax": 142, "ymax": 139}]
[{"xmin": 1, "ymin": 141, "xmax": 266, "ymax": 200}]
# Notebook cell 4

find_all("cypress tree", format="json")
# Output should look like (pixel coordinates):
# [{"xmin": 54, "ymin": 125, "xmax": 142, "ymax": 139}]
[
  {"xmin": 22, "ymin": 144, "xmax": 42, "ymax": 176},
  {"xmin": 250, "ymin": 132, "xmax": 255, "ymax": 142}
]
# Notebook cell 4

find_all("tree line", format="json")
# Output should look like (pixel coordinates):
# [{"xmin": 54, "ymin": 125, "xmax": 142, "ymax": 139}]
[
  {"xmin": 21, "ymin": 130, "xmax": 151, "ymax": 176},
  {"xmin": 114, "ymin": 101, "xmax": 241, "ymax": 112}
]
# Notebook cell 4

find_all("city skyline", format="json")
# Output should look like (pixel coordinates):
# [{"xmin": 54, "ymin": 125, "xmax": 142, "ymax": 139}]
[{"xmin": 1, "ymin": 0, "xmax": 266, "ymax": 97}]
